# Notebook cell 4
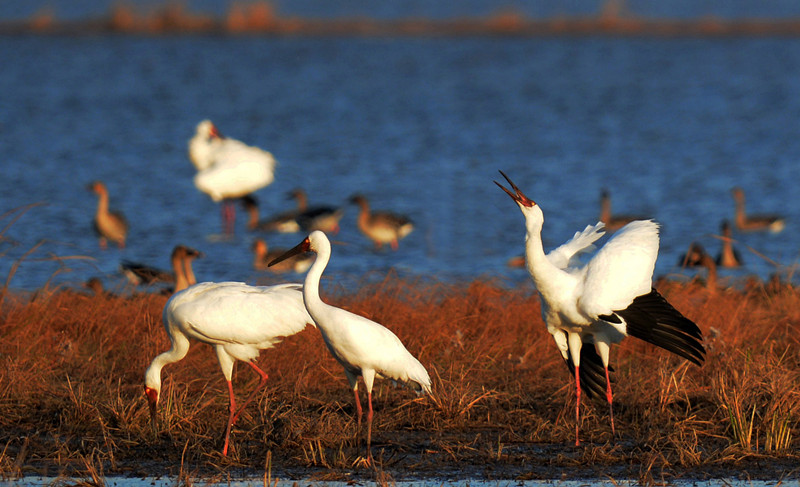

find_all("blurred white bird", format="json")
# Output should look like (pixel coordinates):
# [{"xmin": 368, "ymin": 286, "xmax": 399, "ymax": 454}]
[
  {"xmin": 269, "ymin": 230, "xmax": 430, "ymax": 462},
  {"xmin": 189, "ymin": 120, "xmax": 277, "ymax": 235},
  {"xmin": 496, "ymin": 171, "xmax": 705, "ymax": 446},
  {"xmin": 144, "ymin": 281, "xmax": 314, "ymax": 456}
]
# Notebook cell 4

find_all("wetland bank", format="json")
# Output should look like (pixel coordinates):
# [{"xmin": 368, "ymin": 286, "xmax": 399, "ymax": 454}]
[
  {"xmin": 3, "ymin": 8, "xmax": 800, "ymax": 485},
  {"xmin": 1, "ymin": 275, "xmax": 798, "ymax": 484}
]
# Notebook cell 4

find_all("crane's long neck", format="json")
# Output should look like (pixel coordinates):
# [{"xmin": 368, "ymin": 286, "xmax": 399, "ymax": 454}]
[
  {"xmin": 144, "ymin": 330, "xmax": 191, "ymax": 396},
  {"xmin": 303, "ymin": 241, "xmax": 331, "ymax": 320},
  {"xmin": 524, "ymin": 218, "xmax": 566, "ymax": 296}
]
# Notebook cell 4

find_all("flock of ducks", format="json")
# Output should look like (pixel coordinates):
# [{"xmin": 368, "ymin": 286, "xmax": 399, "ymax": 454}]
[
  {"xmin": 676, "ymin": 188, "xmax": 786, "ymax": 292},
  {"xmin": 87, "ymin": 120, "xmax": 417, "ymax": 293}
]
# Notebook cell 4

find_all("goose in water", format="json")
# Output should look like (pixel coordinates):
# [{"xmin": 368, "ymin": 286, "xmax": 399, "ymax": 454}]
[
  {"xmin": 731, "ymin": 187, "xmax": 785, "ymax": 233},
  {"xmin": 350, "ymin": 194, "xmax": 413, "ymax": 250},
  {"xmin": 88, "ymin": 181, "xmax": 128, "ymax": 249}
]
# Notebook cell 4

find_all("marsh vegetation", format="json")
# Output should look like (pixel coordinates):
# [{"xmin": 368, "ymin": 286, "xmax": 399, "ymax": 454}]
[{"xmin": 1, "ymin": 270, "xmax": 799, "ymax": 484}]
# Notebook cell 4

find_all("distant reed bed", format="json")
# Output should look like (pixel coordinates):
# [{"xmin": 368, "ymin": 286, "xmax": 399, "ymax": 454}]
[{"xmin": 0, "ymin": 271, "xmax": 798, "ymax": 482}]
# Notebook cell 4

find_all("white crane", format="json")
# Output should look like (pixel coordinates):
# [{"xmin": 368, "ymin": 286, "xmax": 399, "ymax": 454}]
[
  {"xmin": 495, "ymin": 171, "xmax": 705, "ymax": 446},
  {"xmin": 189, "ymin": 120, "xmax": 277, "ymax": 235},
  {"xmin": 144, "ymin": 281, "xmax": 314, "ymax": 456},
  {"xmin": 269, "ymin": 230, "xmax": 430, "ymax": 462}
]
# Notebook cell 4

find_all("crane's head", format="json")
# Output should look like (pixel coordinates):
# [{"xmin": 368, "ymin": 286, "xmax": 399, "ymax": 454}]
[
  {"xmin": 495, "ymin": 170, "xmax": 545, "ymax": 231},
  {"xmin": 144, "ymin": 362, "xmax": 163, "ymax": 427},
  {"xmin": 209, "ymin": 123, "xmax": 222, "ymax": 139},
  {"xmin": 495, "ymin": 170, "xmax": 536, "ymax": 208},
  {"xmin": 269, "ymin": 230, "xmax": 328, "ymax": 268},
  {"xmin": 144, "ymin": 385, "xmax": 159, "ymax": 424}
]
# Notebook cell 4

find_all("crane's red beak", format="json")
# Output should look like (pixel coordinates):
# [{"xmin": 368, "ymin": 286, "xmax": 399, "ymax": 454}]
[
  {"xmin": 269, "ymin": 237, "xmax": 311, "ymax": 267},
  {"xmin": 494, "ymin": 170, "xmax": 536, "ymax": 207}
]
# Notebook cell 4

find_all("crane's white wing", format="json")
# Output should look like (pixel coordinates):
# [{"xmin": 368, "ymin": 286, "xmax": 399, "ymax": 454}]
[
  {"xmin": 168, "ymin": 282, "xmax": 313, "ymax": 351},
  {"xmin": 577, "ymin": 220, "xmax": 659, "ymax": 318},
  {"xmin": 193, "ymin": 143, "xmax": 276, "ymax": 201},
  {"xmin": 546, "ymin": 222, "xmax": 606, "ymax": 271},
  {"xmin": 319, "ymin": 306, "xmax": 431, "ymax": 392}
]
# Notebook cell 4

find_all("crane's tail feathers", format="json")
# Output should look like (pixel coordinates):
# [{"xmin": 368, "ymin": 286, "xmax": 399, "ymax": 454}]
[
  {"xmin": 613, "ymin": 288, "xmax": 706, "ymax": 366},
  {"xmin": 565, "ymin": 345, "xmax": 611, "ymax": 401}
]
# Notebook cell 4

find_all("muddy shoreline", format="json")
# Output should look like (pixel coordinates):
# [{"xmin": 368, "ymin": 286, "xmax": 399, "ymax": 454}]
[{"xmin": 8, "ymin": 429, "xmax": 800, "ymax": 484}]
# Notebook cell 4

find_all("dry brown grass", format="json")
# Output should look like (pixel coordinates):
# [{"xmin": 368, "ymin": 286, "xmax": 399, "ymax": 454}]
[{"xmin": 1, "ymin": 271, "xmax": 799, "ymax": 482}]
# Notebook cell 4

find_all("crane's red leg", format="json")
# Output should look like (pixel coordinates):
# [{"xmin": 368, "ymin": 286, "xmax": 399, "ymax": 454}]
[
  {"xmin": 223, "ymin": 380, "xmax": 237, "ymax": 456},
  {"xmin": 575, "ymin": 365, "xmax": 581, "ymax": 447},
  {"xmin": 366, "ymin": 389, "xmax": 374, "ymax": 461},
  {"xmin": 222, "ymin": 200, "xmax": 236, "ymax": 235},
  {"xmin": 231, "ymin": 361, "xmax": 270, "ymax": 424},
  {"xmin": 353, "ymin": 387, "xmax": 364, "ymax": 449},
  {"xmin": 605, "ymin": 366, "xmax": 616, "ymax": 436}
]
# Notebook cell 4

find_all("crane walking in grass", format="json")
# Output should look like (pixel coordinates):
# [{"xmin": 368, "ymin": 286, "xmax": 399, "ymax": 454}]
[
  {"xmin": 269, "ymin": 230, "xmax": 430, "ymax": 463},
  {"xmin": 495, "ymin": 171, "xmax": 705, "ymax": 446},
  {"xmin": 144, "ymin": 281, "xmax": 314, "ymax": 456}
]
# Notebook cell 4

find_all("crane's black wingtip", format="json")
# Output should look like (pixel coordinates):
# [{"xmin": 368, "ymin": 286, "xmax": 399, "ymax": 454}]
[{"xmin": 617, "ymin": 288, "xmax": 706, "ymax": 367}]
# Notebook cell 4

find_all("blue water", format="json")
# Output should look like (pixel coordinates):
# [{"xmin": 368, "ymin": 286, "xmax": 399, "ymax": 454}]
[{"xmin": 2, "ymin": 35, "xmax": 800, "ymax": 293}]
